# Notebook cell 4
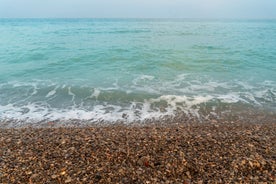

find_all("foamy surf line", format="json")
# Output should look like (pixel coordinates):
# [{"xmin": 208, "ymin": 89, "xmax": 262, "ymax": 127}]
[
  {"xmin": 1, "ymin": 109, "xmax": 275, "ymax": 129},
  {"xmin": 1, "ymin": 95, "xmax": 275, "ymax": 128},
  {"xmin": 1, "ymin": 77, "xmax": 275, "ymax": 128}
]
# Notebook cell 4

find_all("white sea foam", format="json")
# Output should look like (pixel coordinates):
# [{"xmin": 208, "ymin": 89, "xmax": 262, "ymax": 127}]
[
  {"xmin": 0, "ymin": 94, "xmax": 214, "ymax": 124},
  {"xmin": 132, "ymin": 75, "xmax": 155, "ymax": 85},
  {"xmin": 46, "ymin": 86, "xmax": 59, "ymax": 98},
  {"xmin": 89, "ymin": 88, "xmax": 101, "ymax": 99},
  {"xmin": 139, "ymin": 75, "xmax": 155, "ymax": 80},
  {"xmin": 217, "ymin": 94, "xmax": 241, "ymax": 103},
  {"xmin": 68, "ymin": 87, "xmax": 76, "ymax": 102},
  {"xmin": 0, "ymin": 77, "xmax": 275, "ymax": 126}
]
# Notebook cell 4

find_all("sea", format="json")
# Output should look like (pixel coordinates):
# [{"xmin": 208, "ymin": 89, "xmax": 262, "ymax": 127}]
[{"xmin": 0, "ymin": 19, "xmax": 275, "ymax": 127}]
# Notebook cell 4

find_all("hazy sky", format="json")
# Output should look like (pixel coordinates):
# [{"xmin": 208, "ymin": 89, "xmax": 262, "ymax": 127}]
[{"xmin": 0, "ymin": 0, "xmax": 276, "ymax": 19}]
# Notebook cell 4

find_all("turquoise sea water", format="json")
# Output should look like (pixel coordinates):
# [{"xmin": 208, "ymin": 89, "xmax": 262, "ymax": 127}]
[{"xmin": 0, "ymin": 19, "xmax": 275, "ymax": 124}]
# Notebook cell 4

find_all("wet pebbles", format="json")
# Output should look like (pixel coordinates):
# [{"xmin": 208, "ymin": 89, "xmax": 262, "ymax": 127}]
[{"xmin": 0, "ymin": 121, "xmax": 275, "ymax": 183}]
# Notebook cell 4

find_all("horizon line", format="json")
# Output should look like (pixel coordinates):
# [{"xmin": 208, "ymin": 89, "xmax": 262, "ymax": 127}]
[{"xmin": 1, "ymin": 17, "xmax": 276, "ymax": 20}]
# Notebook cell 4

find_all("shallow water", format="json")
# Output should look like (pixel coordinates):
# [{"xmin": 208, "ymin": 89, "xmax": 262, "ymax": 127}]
[{"xmin": 0, "ymin": 19, "xmax": 275, "ymax": 124}]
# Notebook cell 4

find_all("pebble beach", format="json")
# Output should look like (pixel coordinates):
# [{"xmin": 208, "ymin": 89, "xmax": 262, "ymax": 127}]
[{"xmin": 1, "ymin": 118, "xmax": 275, "ymax": 183}]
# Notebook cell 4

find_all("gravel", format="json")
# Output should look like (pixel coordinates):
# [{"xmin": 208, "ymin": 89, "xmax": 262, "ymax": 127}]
[{"xmin": 0, "ymin": 121, "xmax": 275, "ymax": 183}]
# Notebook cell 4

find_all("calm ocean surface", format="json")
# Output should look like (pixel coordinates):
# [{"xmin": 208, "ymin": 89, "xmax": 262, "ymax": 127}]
[{"xmin": 0, "ymin": 19, "xmax": 275, "ymax": 125}]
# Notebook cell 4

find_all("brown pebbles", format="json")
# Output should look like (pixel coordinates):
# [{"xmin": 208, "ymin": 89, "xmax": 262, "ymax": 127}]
[{"xmin": 0, "ymin": 121, "xmax": 275, "ymax": 183}]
